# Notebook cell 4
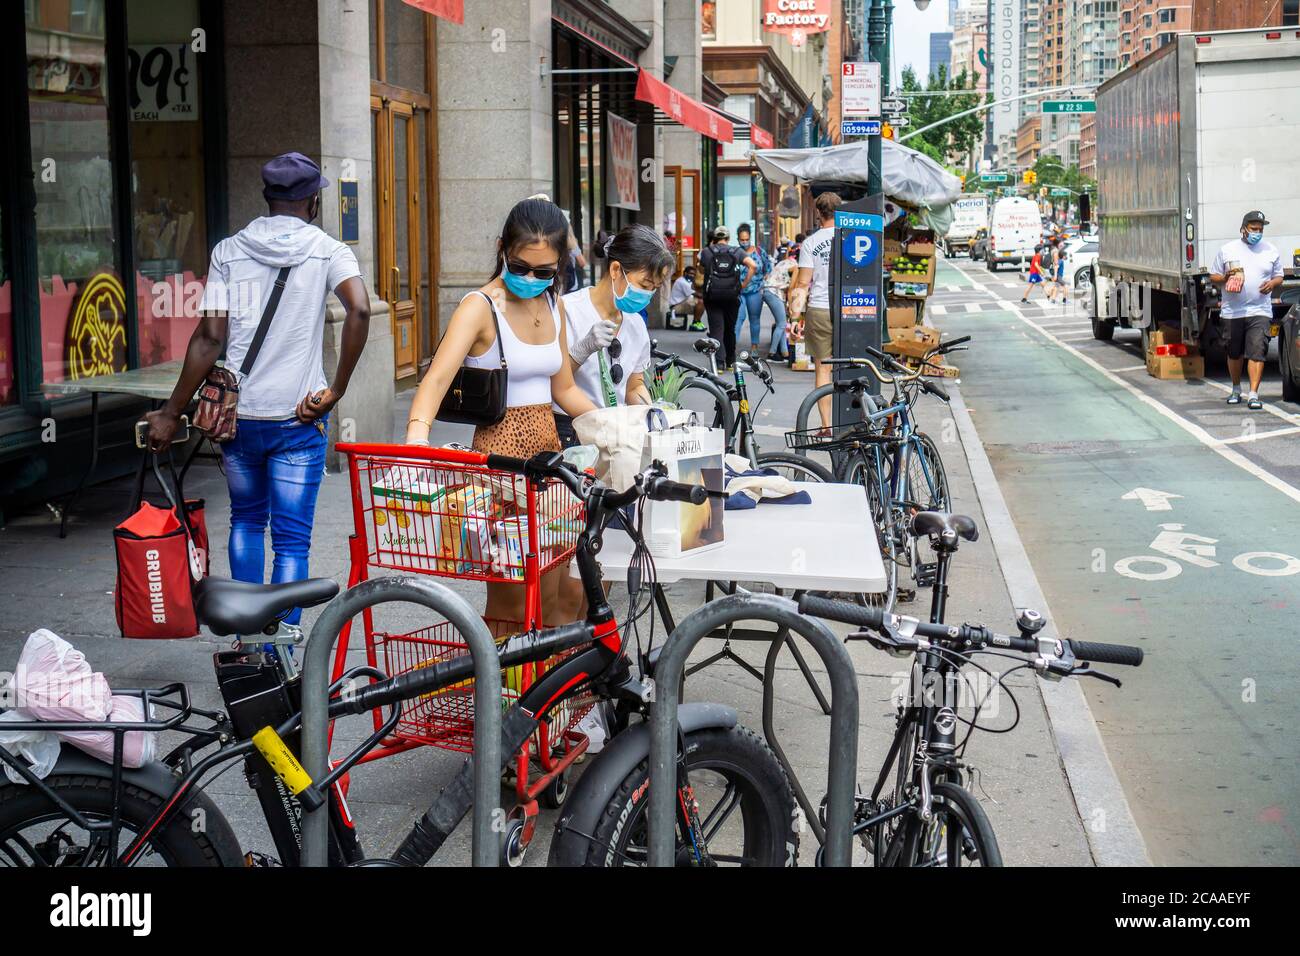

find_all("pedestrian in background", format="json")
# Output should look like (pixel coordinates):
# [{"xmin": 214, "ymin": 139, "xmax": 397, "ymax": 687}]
[
  {"xmin": 145, "ymin": 152, "xmax": 371, "ymax": 641},
  {"xmin": 762, "ymin": 251, "xmax": 796, "ymax": 361},
  {"xmin": 1020, "ymin": 244, "xmax": 1046, "ymax": 303},
  {"xmin": 667, "ymin": 265, "xmax": 702, "ymax": 330},
  {"xmin": 697, "ymin": 226, "xmax": 756, "ymax": 371},
  {"xmin": 734, "ymin": 222, "xmax": 771, "ymax": 354},
  {"xmin": 787, "ymin": 192, "xmax": 842, "ymax": 429},
  {"xmin": 1210, "ymin": 210, "xmax": 1285, "ymax": 409}
]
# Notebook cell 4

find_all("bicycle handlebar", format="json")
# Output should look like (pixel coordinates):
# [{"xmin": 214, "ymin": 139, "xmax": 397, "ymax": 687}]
[{"xmin": 797, "ymin": 594, "xmax": 1143, "ymax": 669}]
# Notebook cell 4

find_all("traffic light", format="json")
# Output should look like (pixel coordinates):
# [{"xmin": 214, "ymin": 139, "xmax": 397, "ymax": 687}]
[
  {"xmin": 1024, "ymin": 170, "xmax": 1037, "ymax": 185},
  {"xmin": 882, "ymin": 123, "xmax": 894, "ymax": 140}
]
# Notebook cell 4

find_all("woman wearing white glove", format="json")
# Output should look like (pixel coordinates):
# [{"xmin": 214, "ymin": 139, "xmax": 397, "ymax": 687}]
[{"xmin": 552, "ymin": 223, "xmax": 675, "ymax": 446}]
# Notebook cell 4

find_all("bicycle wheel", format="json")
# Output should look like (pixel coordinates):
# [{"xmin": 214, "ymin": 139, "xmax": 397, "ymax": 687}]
[
  {"xmin": 566, "ymin": 725, "xmax": 798, "ymax": 867},
  {"xmin": 901, "ymin": 782, "xmax": 1002, "ymax": 868},
  {"xmin": 755, "ymin": 451, "xmax": 835, "ymax": 483},
  {"xmin": 679, "ymin": 377, "xmax": 734, "ymax": 437},
  {"xmin": 897, "ymin": 433, "xmax": 951, "ymax": 596},
  {"xmin": 835, "ymin": 451, "xmax": 899, "ymax": 612},
  {"xmin": 0, "ymin": 773, "xmax": 237, "ymax": 867}
]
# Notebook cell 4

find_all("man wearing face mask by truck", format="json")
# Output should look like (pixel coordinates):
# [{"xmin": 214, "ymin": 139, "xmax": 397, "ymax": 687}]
[{"xmin": 1210, "ymin": 210, "xmax": 1285, "ymax": 410}]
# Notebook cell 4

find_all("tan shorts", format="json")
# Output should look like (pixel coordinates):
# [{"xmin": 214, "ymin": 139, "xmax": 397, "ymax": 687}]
[{"xmin": 804, "ymin": 306, "xmax": 834, "ymax": 362}]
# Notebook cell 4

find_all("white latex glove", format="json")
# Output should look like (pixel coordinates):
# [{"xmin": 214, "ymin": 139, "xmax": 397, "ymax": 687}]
[{"xmin": 570, "ymin": 318, "xmax": 619, "ymax": 367}]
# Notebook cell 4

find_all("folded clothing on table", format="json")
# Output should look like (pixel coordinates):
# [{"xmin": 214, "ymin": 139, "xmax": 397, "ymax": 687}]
[{"xmin": 723, "ymin": 454, "xmax": 812, "ymax": 511}]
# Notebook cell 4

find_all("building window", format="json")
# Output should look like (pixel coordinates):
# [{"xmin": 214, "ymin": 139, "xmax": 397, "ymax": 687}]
[
  {"xmin": 26, "ymin": 0, "xmax": 128, "ymax": 388},
  {"xmin": 701, "ymin": 1, "xmax": 716, "ymax": 40},
  {"xmin": 128, "ymin": 0, "xmax": 211, "ymax": 369},
  {"xmin": 1158, "ymin": 7, "xmax": 1174, "ymax": 23},
  {"xmin": 1143, "ymin": 37, "xmax": 1152, "ymax": 53},
  {"xmin": 1283, "ymin": 0, "xmax": 1299, "ymax": 25},
  {"xmin": 1143, "ymin": 14, "xmax": 1151, "ymax": 28},
  {"xmin": 1159, "ymin": 31, "xmax": 1175, "ymax": 46},
  {"xmin": 1123, "ymin": 9, "xmax": 1131, "ymax": 23}
]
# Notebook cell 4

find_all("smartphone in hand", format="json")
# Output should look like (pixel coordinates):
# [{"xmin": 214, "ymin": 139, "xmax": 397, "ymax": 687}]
[{"xmin": 136, "ymin": 414, "xmax": 190, "ymax": 450}]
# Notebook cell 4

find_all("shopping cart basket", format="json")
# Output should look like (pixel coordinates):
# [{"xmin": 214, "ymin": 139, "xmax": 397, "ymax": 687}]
[{"xmin": 333, "ymin": 443, "xmax": 593, "ymax": 813}]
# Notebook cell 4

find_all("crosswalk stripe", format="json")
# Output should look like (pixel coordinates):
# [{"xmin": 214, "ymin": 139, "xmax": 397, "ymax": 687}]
[
  {"xmin": 930, "ymin": 304, "xmax": 947, "ymax": 315},
  {"xmin": 965, "ymin": 302, "xmax": 981, "ymax": 312}
]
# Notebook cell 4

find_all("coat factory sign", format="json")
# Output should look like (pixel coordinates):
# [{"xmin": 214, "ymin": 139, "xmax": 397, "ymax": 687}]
[{"xmin": 761, "ymin": 0, "xmax": 832, "ymax": 46}]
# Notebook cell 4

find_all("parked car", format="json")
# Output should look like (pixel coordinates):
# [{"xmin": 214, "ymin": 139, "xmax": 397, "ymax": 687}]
[
  {"xmin": 1280, "ymin": 286, "xmax": 1300, "ymax": 403},
  {"xmin": 1064, "ymin": 237, "xmax": 1099, "ymax": 294},
  {"xmin": 970, "ymin": 227, "xmax": 989, "ymax": 261}
]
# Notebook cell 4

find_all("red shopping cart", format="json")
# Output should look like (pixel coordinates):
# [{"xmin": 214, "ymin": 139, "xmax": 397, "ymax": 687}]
[{"xmin": 333, "ymin": 443, "xmax": 595, "ymax": 818}]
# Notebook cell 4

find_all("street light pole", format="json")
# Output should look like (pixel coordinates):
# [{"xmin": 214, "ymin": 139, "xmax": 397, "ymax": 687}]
[{"xmin": 866, "ymin": 0, "xmax": 892, "ymax": 198}]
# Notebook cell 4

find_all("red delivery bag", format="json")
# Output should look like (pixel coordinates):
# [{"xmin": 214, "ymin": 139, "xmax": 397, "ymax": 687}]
[{"xmin": 114, "ymin": 452, "xmax": 206, "ymax": 639}]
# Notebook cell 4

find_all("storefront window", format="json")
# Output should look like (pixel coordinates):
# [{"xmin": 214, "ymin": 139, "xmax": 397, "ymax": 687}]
[
  {"xmin": 128, "ymin": 0, "xmax": 208, "ymax": 368},
  {"xmin": 26, "ymin": 0, "xmax": 127, "ymax": 388},
  {"xmin": 385, "ymin": 0, "xmax": 428, "ymax": 93}
]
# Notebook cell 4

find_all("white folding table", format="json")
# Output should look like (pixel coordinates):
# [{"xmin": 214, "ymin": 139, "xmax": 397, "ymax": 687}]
[{"xmin": 591, "ymin": 481, "xmax": 884, "ymax": 846}]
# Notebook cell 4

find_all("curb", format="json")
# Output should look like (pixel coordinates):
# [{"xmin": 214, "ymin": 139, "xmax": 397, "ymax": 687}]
[{"xmin": 947, "ymin": 386, "xmax": 1152, "ymax": 866}]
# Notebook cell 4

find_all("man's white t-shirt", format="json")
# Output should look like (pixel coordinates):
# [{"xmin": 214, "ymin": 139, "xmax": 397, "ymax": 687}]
[
  {"xmin": 798, "ymin": 226, "xmax": 835, "ymax": 309},
  {"xmin": 200, "ymin": 216, "xmax": 362, "ymax": 419},
  {"xmin": 668, "ymin": 276, "xmax": 694, "ymax": 307},
  {"xmin": 557, "ymin": 287, "xmax": 652, "ymax": 409},
  {"xmin": 1211, "ymin": 237, "xmax": 1283, "ymax": 319}
]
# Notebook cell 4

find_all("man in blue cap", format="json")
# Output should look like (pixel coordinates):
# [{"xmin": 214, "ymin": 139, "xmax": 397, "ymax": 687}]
[{"xmin": 146, "ymin": 152, "xmax": 371, "ymax": 642}]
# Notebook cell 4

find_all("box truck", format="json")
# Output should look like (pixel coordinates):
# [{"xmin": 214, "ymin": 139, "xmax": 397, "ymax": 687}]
[
  {"xmin": 944, "ymin": 194, "xmax": 989, "ymax": 257},
  {"xmin": 1088, "ymin": 27, "xmax": 1300, "ymax": 354}
]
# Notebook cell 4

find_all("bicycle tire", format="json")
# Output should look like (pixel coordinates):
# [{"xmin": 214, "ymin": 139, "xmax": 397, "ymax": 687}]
[
  {"xmin": 563, "ymin": 725, "xmax": 798, "ymax": 867},
  {"xmin": 834, "ymin": 450, "xmax": 899, "ymax": 612},
  {"xmin": 904, "ymin": 432, "xmax": 951, "ymax": 513},
  {"xmin": 0, "ymin": 773, "xmax": 237, "ymax": 867},
  {"xmin": 901, "ymin": 782, "xmax": 1002, "ymax": 868},
  {"xmin": 755, "ymin": 451, "xmax": 835, "ymax": 484},
  {"xmin": 896, "ymin": 432, "xmax": 951, "ymax": 595},
  {"xmin": 680, "ymin": 376, "xmax": 735, "ymax": 439}
]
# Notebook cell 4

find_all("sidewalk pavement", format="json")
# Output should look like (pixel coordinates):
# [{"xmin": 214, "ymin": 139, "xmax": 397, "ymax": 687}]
[{"xmin": 0, "ymin": 325, "xmax": 1093, "ymax": 865}]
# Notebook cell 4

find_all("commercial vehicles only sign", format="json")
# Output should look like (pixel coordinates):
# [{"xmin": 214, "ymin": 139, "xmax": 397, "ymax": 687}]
[{"xmin": 842, "ymin": 62, "xmax": 881, "ymax": 116}]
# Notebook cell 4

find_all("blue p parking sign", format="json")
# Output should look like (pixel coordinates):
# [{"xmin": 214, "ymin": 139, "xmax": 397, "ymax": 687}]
[{"xmin": 842, "ymin": 230, "xmax": 879, "ymax": 268}]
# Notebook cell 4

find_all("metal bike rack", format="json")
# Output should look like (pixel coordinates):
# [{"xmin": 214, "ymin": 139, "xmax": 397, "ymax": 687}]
[
  {"xmin": 646, "ymin": 592, "xmax": 859, "ymax": 868},
  {"xmin": 300, "ymin": 576, "xmax": 503, "ymax": 868}
]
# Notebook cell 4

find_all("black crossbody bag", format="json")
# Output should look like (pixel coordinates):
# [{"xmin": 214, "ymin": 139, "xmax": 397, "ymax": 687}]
[{"xmin": 437, "ymin": 290, "xmax": 511, "ymax": 426}]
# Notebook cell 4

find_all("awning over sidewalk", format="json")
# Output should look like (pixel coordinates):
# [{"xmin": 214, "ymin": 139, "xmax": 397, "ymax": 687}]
[
  {"xmin": 635, "ymin": 69, "xmax": 734, "ymax": 144},
  {"xmin": 401, "ymin": 0, "xmax": 463, "ymax": 24}
]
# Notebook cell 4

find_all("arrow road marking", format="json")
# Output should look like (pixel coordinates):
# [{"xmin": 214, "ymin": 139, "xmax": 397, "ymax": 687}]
[{"xmin": 1121, "ymin": 487, "xmax": 1183, "ymax": 512}]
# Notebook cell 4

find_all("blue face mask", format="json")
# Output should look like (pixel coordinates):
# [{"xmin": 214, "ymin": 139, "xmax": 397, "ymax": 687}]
[
  {"xmin": 503, "ymin": 268, "xmax": 553, "ymax": 299},
  {"xmin": 612, "ymin": 269, "xmax": 655, "ymax": 313},
  {"xmin": 1244, "ymin": 231, "xmax": 1263, "ymax": 246}
]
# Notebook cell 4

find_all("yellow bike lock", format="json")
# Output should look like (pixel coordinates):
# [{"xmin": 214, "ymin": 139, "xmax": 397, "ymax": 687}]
[{"xmin": 251, "ymin": 726, "xmax": 318, "ymax": 806}]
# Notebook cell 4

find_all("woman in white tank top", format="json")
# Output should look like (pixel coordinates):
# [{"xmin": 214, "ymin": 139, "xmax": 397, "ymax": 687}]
[{"xmin": 405, "ymin": 197, "xmax": 596, "ymax": 624}]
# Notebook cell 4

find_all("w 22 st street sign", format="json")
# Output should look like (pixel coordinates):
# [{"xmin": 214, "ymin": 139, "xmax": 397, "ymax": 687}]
[
  {"xmin": 841, "ymin": 119, "xmax": 881, "ymax": 137},
  {"xmin": 1041, "ymin": 100, "xmax": 1096, "ymax": 113}
]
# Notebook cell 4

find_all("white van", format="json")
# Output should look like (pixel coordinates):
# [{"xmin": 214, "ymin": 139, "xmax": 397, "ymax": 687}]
[{"xmin": 986, "ymin": 197, "xmax": 1040, "ymax": 271}]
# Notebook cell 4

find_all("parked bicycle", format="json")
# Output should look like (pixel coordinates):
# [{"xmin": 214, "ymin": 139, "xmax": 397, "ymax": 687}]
[
  {"xmin": 799, "ymin": 509, "xmax": 1144, "ymax": 866},
  {"xmin": 652, "ymin": 336, "xmax": 833, "ymax": 484},
  {"xmin": 787, "ymin": 338, "xmax": 969, "ymax": 609},
  {"xmin": 0, "ymin": 454, "xmax": 797, "ymax": 868}
]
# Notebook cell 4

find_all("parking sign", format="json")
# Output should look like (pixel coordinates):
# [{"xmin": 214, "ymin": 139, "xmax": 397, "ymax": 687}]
[{"xmin": 841, "ymin": 62, "xmax": 881, "ymax": 116}]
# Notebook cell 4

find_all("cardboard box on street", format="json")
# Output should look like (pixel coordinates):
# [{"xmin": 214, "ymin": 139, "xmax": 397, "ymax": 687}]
[
  {"xmin": 906, "ymin": 239, "xmax": 936, "ymax": 257},
  {"xmin": 1147, "ymin": 352, "xmax": 1204, "ymax": 380},
  {"xmin": 887, "ymin": 299, "xmax": 919, "ymax": 328}
]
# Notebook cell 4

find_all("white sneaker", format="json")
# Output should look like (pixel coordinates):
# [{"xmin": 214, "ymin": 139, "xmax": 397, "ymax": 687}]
[{"xmin": 1226, "ymin": 390, "xmax": 1242, "ymax": 405}]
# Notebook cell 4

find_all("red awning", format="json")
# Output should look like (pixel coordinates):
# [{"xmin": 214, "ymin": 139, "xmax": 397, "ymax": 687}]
[
  {"xmin": 401, "ymin": 0, "xmax": 463, "ymax": 24},
  {"xmin": 635, "ymin": 70, "xmax": 734, "ymax": 144},
  {"xmin": 750, "ymin": 125, "xmax": 774, "ymax": 150}
]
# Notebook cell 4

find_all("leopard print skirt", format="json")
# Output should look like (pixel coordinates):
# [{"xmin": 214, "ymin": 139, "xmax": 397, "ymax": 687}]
[{"xmin": 471, "ymin": 403, "xmax": 561, "ymax": 458}]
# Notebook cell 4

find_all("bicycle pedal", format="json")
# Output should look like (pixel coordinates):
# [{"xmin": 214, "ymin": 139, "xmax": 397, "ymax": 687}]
[
  {"xmin": 897, "ymin": 588, "xmax": 918, "ymax": 603},
  {"xmin": 244, "ymin": 851, "xmax": 281, "ymax": 867}
]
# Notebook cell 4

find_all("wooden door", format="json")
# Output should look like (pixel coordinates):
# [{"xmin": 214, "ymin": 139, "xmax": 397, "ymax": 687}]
[
  {"xmin": 664, "ymin": 165, "xmax": 702, "ymax": 276},
  {"xmin": 374, "ymin": 98, "xmax": 422, "ymax": 380}
]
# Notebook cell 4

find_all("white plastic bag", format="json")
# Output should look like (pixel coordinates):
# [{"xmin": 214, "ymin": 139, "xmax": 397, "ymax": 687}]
[
  {"xmin": 58, "ymin": 694, "xmax": 156, "ymax": 769},
  {"xmin": 15, "ymin": 629, "xmax": 112, "ymax": 721},
  {"xmin": 0, "ymin": 710, "xmax": 60, "ymax": 784}
]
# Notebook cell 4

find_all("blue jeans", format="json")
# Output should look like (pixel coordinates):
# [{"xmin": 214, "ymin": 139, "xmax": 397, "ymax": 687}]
[
  {"xmin": 221, "ymin": 416, "xmax": 328, "ymax": 625},
  {"xmin": 763, "ymin": 289, "xmax": 788, "ymax": 357},
  {"xmin": 734, "ymin": 288, "xmax": 765, "ymax": 351}
]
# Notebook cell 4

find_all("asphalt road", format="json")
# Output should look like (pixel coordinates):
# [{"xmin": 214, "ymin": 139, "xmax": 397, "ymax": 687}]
[{"xmin": 927, "ymin": 254, "xmax": 1300, "ymax": 866}]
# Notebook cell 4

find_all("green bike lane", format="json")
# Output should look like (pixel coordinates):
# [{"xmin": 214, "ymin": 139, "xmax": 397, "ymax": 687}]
[{"xmin": 930, "ymin": 290, "xmax": 1300, "ymax": 866}]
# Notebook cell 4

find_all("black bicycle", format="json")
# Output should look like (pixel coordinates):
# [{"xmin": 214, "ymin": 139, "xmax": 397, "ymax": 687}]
[
  {"xmin": 0, "ymin": 455, "xmax": 796, "ymax": 868},
  {"xmin": 652, "ymin": 336, "xmax": 834, "ymax": 484},
  {"xmin": 798, "ymin": 510, "xmax": 1144, "ymax": 867}
]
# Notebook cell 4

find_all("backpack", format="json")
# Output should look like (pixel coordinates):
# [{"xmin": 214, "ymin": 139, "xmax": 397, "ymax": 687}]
[{"xmin": 702, "ymin": 245, "xmax": 742, "ymax": 299}]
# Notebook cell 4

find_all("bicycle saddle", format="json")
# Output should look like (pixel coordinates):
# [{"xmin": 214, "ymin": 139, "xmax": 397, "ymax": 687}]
[
  {"xmin": 693, "ymin": 337, "xmax": 721, "ymax": 355},
  {"xmin": 911, "ymin": 511, "xmax": 978, "ymax": 544},
  {"xmin": 194, "ymin": 577, "xmax": 339, "ymax": 636}
]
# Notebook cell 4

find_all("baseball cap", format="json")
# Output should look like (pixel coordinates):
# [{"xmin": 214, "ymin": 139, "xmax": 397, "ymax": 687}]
[
  {"xmin": 1241, "ymin": 210, "xmax": 1269, "ymax": 228},
  {"xmin": 713, "ymin": 226, "xmax": 730, "ymax": 241},
  {"xmin": 262, "ymin": 152, "xmax": 330, "ymax": 202}
]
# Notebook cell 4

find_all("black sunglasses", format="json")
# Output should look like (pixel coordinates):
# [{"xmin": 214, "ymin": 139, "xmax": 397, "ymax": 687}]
[
  {"xmin": 607, "ymin": 337, "xmax": 623, "ymax": 385},
  {"xmin": 506, "ymin": 259, "xmax": 559, "ymax": 281}
]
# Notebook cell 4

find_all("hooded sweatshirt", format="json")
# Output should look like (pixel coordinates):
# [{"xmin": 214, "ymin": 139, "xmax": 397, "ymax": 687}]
[{"xmin": 199, "ymin": 215, "xmax": 362, "ymax": 419}]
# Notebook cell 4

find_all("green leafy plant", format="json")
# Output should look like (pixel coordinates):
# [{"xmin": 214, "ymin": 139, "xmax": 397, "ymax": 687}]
[{"xmin": 648, "ymin": 364, "xmax": 687, "ymax": 406}]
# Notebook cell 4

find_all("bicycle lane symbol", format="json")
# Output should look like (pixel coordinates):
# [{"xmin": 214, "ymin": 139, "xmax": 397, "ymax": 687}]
[{"xmin": 1114, "ymin": 524, "xmax": 1300, "ymax": 580}]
